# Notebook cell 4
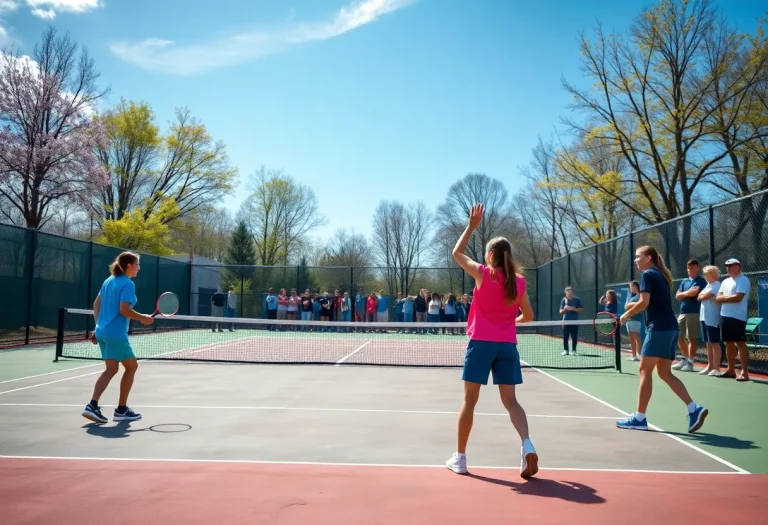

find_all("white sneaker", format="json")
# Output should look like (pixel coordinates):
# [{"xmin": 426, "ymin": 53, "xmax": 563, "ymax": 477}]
[
  {"xmin": 520, "ymin": 440, "xmax": 538, "ymax": 479},
  {"xmin": 680, "ymin": 360, "xmax": 694, "ymax": 372},
  {"xmin": 446, "ymin": 452, "xmax": 468, "ymax": 474},
  {"xmin": 698, "ymin": 368, "xmax": 712, "ymax": 375},
  {"xmin": 672, "ymin": 359, "xmax": 686, "ymax": 370},
  {"xmin": 708, "ymin": 370, "xmax": 723, "ymax": 377},
  {"xmin": 561, "ymin": 350, "xmax": 569, "ymax": 356}
]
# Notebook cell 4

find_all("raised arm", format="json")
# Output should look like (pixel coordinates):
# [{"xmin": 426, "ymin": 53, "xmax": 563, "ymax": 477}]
[{"xmin": 452, "ymin": 203, "xmax": 484, "ymax": 285}]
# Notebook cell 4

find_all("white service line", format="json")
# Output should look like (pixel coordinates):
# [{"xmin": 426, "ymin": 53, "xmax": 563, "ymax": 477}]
[
  {"xmin": 0, "ymin": 403, "xmax": 617, "ymax": 419},
  {"xmin": 0, "ymin": 371, "xmax": 102, "ymax": 396},
  {"xmin": 0, "ymin": 455, "xmax": 742, "ymax": 475},
  {"xmin": 335, "ymin": 340, "xmax": 372, "ymax": 365},
  {"xmin": 0, "ymin": 363, "xmax": 101, "ymax": 384},
  {"xmin": 526, "ymin": 364, "xmax": 750, "ymax": 475}
]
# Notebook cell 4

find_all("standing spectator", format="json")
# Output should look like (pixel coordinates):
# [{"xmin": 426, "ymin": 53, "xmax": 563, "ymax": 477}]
[
  {"xmin": 287, "ymin": 289, "xmax": 299, "ymax": 322},
  {"xmin": 377, "ymin": 290, "xmax": 390, "ymax": 322},
  {"xmin": 226, "ymin": 287, "xmax": 237, "ymax": 331},
  {"xmin": 366, "ymin": 292, "xmax": 378, "ymax": 323},
  {"xmin": 716, "ymin": 258, "xmax": 751, "ymax": 382},
  {"xmin": 444, "ymin": 293, "xmax": 457, "ymax": 335},
  {"xmin": 674, "ymin": 259, "xmax": 706, "ymax": 372},
  {"xmin": 265, "ymin": 288, "xmax": 277, "ymax": 331},
  {"xmin": 428, "ymin": 292, "xmax": 442, "ymax": 334},
  {"xmin": 277, "ymin": 289, "xmax": 289, "ymax": 321},
  {"xmin": 355, "ymin": 289, "xmax": 366, "ymax": 323},
  {"xmin": 210, "ymin": 287, "xmax": 227, "ymax": 332},
  {"xmin": 319, "ymin": 291, "xmax": 333, "ymax": 323},
  {"xmin": 697, "ymin": 265, "xmax": 723, "ymax": 376},
  {"xmin": 625, "ymin": 281, "xmax": 643, "ymax": 361},
  {"xmin": 402, "ymin": 293, "xmax": 414, "ymax": 323},
  {"xmin": 599, "ymin": 289, "xmax": 618, "ymax": 315},
  {"xmin": 414, "ymin": 289, "xmax": 428, "ymax": 322},
  {"xmin": 560, "ymin": 286, "xmax": 584, "ymax": 356},
  {"xmin": 300, "ymin": 290, "xmax": 313, "ymax": 325},
  {"xmin": 312, "ymin": 291, "xmax": 321, "ymax": 320},
  {"xmin": 394, "ymin": 292, "xmax": 405, "ymax": 322},
  {"xmin": 340, "ymin": 292, "xmax": 352, "ymax": 322}
]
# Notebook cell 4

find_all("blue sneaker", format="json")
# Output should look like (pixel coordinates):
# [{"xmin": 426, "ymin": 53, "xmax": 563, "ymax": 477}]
[
  {"xmin": 688, "ymin": 405, "xmax": 708, "ymax": 433},
  {"xmin": 616, "ymin": 413, "xmax": 648, "ymax": 430}
]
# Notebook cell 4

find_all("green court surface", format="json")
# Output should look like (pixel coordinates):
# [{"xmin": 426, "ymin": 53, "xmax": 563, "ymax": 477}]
[{"xmin": 2, "ymin": 344, "xmax": 765, "ymax": 474}]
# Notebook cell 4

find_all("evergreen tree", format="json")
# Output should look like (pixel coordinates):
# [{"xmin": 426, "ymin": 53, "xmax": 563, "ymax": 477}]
[{"xmin": 225, "ymin": 221, "xmax": 256, "ymax": 265}]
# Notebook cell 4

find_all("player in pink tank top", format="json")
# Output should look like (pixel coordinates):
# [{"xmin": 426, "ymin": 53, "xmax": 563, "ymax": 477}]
[{"xmin": 445, "ymin": 203, "xmax": 539, "ymax": 479}]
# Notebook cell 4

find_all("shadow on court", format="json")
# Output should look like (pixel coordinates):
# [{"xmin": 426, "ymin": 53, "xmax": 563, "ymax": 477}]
[
  {"xmin": 658, "ymin": 431, "xmax": 759, "ymax": 451},
  {"xmin": 467, "ymin": 473, "xmax": 606, "ymax": 504},
  {"xmin": 83, "ymin": 421, "xmax": 192, "ymax": 438}
]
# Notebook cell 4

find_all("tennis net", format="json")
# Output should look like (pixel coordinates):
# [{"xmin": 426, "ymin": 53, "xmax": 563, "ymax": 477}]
[{"xmin": 56, "ymin": 308, "xmax": 622, "ymax": 371}]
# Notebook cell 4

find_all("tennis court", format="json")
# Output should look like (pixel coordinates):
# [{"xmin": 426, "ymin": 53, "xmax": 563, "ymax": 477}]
[{"xmin": 1, "ymin": 314, "xmax": 765, "ymax": 525}]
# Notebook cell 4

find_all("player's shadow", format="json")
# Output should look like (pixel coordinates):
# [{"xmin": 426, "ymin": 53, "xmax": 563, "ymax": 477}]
[
  {"xmin": 467, "ymin": 474, "xmax": 605, "ymax": 504},
  {"xmin": 83, "ymin": 421, "xmax": 192, "ymax": 438},
  {"xmin": 656, "ymin": 431, "xmax": 758, "ymax": 450}
]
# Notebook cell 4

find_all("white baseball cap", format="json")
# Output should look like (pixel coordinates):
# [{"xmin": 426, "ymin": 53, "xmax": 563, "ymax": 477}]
[{"xmin": 724, "ymin": 258, "xmax": 741, "ymax": 266}]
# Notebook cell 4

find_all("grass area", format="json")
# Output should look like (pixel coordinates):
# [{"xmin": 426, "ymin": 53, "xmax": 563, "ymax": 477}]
[{"xmin": 548, "ymin": 359, "xmax": 768, "ymax": 474}]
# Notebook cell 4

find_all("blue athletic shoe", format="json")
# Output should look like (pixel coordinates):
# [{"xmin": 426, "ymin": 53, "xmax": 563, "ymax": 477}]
[
  {"xmin": 616, "ymin": 413, "xmax": 648, "ymax": 431},
  {"xmin": 688, "ymin": 405, "xmax": 708, "ymax": 433}
]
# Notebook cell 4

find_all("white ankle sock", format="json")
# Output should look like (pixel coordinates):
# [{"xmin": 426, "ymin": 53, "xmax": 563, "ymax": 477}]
[
  {"xmin": 635, "ymin": 412, "xmax": 646, "ymax": 421},
  {"xmin": 687, "ymin": 402, "xmax": 697, "ymax": 413}
]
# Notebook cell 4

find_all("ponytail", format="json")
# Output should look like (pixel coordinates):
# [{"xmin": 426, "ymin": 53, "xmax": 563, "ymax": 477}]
[
  {"xmin": 487, "ymin": 237, "xmax": 520, "ymax": 305},
  {"xmin": 637, "ymin": 245, "xmax": 673, "ymax": 290},
  {"xmin": 109, "ymin": 251, "xmax": 139, "ymax": 276}
]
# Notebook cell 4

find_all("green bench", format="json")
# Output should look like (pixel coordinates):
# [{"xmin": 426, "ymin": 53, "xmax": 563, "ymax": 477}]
[{"xmin": 746, "ymin": 317, "xmax": 766, "ymax": 350}]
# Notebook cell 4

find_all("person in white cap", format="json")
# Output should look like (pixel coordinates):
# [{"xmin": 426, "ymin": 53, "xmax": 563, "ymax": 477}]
[{"xmin": 715, "ymin": 258, "xmax": 750, "ymax": 381}]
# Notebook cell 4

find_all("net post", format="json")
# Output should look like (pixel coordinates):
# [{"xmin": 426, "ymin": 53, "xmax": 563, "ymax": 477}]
[
  {"xmin": 153, "ymin": 257, "xmax": 160, "ymax": 332},
  {"xmin": 614, "ymin": 323, "xmax": 622, "ymax": 373},
  {"xmin": 594, "ymin": 245, "xmax": 599, "ymax": 345},
  {"xmin": 54, "ymin": 307, "xmax": 66, "ymax": 362}
]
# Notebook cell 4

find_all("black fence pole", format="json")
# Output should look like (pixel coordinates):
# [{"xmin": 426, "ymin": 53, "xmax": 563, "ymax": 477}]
[
  {"xmin": 594, "ymin": 245, "xmax": 599, "ymax": 345},
  {"xmin": 154, "ymin": 257, "xmax": 160, "ymax": 332},
  {"xmin": 629, "ymin": 233, "xmax": 635, "ymax": 282},
  {"xmin": 239, "ymin": 266, "xmax": 244, "ymax": 317},
  {"xmin": 24, "ymin": 229, "xmax": 37, "ymax": 345},
  {"xmin": 708, "ymin": 205, "xmax": 715, "ymax": 265},
  {"xmin": 85, "ymin": 241, "xmax": 93, "ymax": 339},
  {"xmin": 187, "ymin": 258, "xmax": 194, "ymax": 316},
  {"xmin": 549, "ymin": 262, "xmax": 554, "ymax": 320}
]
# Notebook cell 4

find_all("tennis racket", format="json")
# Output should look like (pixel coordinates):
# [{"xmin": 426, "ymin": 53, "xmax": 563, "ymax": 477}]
[
  {"xmin": 151, "ymin": 291, "xmax": 180, "ymax": 317},
  {"xmin": 594, "ymin": 311, "xmax": 618, "ymax": 336},
  {"xmin": 90, "ymin": 292, "xmax": 179, "ymax": 344}
]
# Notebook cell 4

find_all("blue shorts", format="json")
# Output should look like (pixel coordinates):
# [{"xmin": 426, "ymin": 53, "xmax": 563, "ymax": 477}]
[
  {"xmin": 462, "ymin": 340, "xmax": 523, "ymax": 386},
  {"xmin": 641, "ymin": 330, "xmax": 678, "ymax": 360},
  {"xmin": 97, "ymin": 338, "xmax": 135, "ymax": 362}
]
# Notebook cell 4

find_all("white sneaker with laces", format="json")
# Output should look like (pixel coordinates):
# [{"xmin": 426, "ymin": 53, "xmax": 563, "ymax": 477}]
[
  {"xmin": 672, "ymin": 359, "xmax": 685, "ymax": 370},
  {"xmin": 680, "ymin": 360, "xmax": 694, "ymax": 372},
  {"xmin": 520, "ymin": 440, "xmax": 538, "ymax": 479},
  {"xmin": 446, "ymin": 452, "xmax": 468, "ymax": 474}
]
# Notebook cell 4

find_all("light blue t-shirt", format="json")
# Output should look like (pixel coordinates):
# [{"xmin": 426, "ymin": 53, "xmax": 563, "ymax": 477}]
[
  {"xmin": 265, "ymin": 294, "xmax": 277, "ymax": 310},
  {"xmin": 403, "ymin": 298, "xmax": 414, "ymax": 314},
  {"xmin": 95, "ymin": 275, "xmax": 136, "ymax": 341}
]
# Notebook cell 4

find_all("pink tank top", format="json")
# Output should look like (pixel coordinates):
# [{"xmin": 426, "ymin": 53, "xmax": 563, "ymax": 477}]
[{"xmin": 466, "ymin": 265, "xmax": 526, "ymax": 343}]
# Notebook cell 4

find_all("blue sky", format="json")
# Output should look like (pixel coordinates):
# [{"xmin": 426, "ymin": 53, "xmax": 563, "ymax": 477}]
[{"xmin": 1, "ymin": 0, "xmax": 765, "ymax": 242}]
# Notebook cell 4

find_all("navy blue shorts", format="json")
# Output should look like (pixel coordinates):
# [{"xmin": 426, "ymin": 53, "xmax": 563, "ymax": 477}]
[
  {"xmin": 700, "ymin": 321, "xmax": 721, "ymax": 344},
  {"xmin": 462, "ymin": 340, "xmax": 523, "ymax": 386},
  {"xmin": 641, "ymin": 330, "xmax": 678, "ymax": 360}
]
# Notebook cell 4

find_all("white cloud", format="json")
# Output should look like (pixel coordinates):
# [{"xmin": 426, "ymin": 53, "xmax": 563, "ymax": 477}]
[
  {"xmin": 31, "ymin": 7, "xmax": 55, "ymax": 18},
  {"xmin": 110, "ymin": 0, "xmax": 418, "ymax": 76},
  {"xmin": 0, "ymin": 0, "xmax": 19, "ymax": 11},
  {"xmin": 26, "ymin": 0, "xmax": 100, "ymax": 13}
]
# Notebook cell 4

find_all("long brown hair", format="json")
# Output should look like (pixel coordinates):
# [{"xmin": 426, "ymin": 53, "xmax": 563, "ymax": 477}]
[
  {"xmin": 637, "ymin": 245, "xmax": 672, "ymax": 290},
  {"xmin": 486, "ymin": 236, "xmax": 521, "ymax": 304},
  {"xmin": 109, "ymin": 251, "xmax": 139, "ymax": 276}
]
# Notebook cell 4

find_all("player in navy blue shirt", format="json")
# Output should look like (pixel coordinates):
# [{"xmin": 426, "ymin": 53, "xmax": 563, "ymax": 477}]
[
  {"xmin": 673, "ymin": 259, "xmax": 707, "ymax": 372},
  {"xmin": 559, "ymin": 287, "xmax": 583, "ymax": 356},
  {"xmin": 617, "ymin": 245, "xmax": 707, "ymax": 433}
]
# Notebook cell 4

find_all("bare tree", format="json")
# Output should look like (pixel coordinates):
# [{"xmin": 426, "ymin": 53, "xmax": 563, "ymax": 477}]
[
  {"xmin": 434, "ymin": 173, "xmax": 518, "ymax": 264},
  {"xmin": 371, "ymin": 200, "xmax": 430, "ymax": 295},
  {"xmin": 171, "ymin": 205, "xmax": 234, "ymax": 261},
  {"xmin": 0, "ymin": 27, "xmax": 108, "ymax": 229},
  {"xmin": 240, "ymin": 165, "xmax": 324, "ymax": 265}
]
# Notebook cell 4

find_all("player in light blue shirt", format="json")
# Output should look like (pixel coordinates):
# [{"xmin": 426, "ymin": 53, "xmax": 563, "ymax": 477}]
[{"xmin": 82, "ymin": 252, "xmax": 154, "ymax": 425}]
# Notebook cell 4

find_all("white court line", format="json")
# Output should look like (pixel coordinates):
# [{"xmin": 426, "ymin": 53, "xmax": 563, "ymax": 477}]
[
  {"xmin": 0, "ymin": 363, "xmax": 101, "ymax": 384},
  {"xmin": 0, "ymin": 403, "xmax": 617, "ymax": 419},
  {"xmin": 526, "ymin": 365, "xmax": 750, "ymax": 475},
  {"xmin": 0, "ymin": 455, "xmax": 742, "ymax": 475},
  {"xmin": 0, "ymin": 371, "xmax": 102, "ymax": 396},
  {"xmin": 335, "ymin": 340, "xmax": 372, "ymax": 365}
]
